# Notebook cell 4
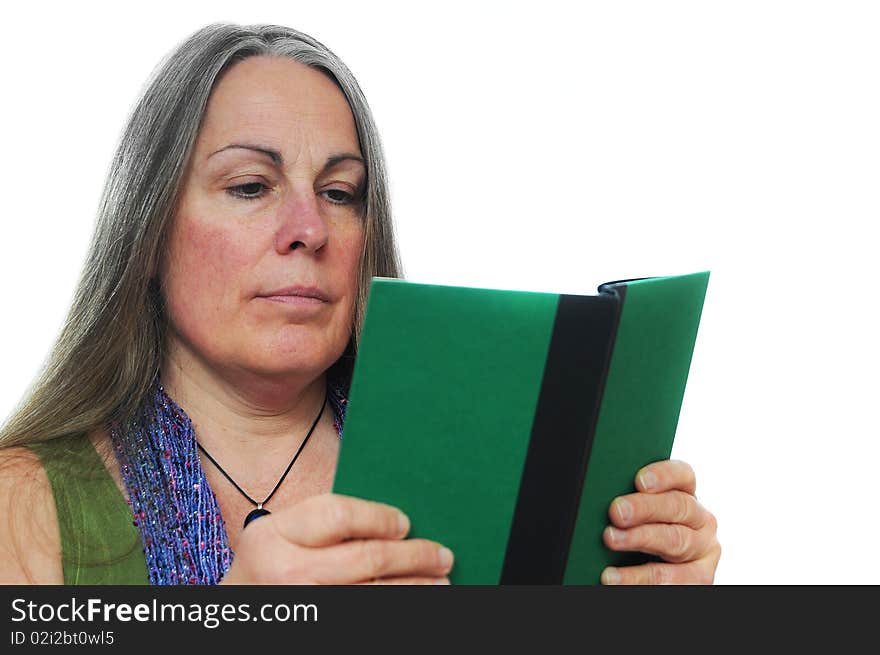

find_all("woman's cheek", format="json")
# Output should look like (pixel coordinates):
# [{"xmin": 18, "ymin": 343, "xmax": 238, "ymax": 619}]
[
  {"xmin": 164, "ymin": 218, "xmax": 252, "ymax": 336},
  {"xmin": 340, "ymin": 224, "xmax": 365, "ymax": 282}
]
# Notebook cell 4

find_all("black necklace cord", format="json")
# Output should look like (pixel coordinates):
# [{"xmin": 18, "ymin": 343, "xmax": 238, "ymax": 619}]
[{"xmin": 196, "ymin": 392, "xmax": 328, "ymax": 508}]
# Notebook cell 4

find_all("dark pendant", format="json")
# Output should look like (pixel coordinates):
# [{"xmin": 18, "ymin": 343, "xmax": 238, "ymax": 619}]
[{"xmin": 243, "ymin": 507, "xmax": 271, "ymax": 528}]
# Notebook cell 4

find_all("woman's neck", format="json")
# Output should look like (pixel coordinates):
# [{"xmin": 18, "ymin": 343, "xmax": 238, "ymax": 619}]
[{"xmin": 159, "ymin": 340, "xmax": 331, "ymax": 469}]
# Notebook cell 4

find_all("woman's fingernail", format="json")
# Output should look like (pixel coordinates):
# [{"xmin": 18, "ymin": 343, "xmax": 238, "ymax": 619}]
[
  {"xmin": 614, "ymin": 498, "xmax": 633, "ymax": 523},
  {"xmin": 397, "ymin": 512, "xmax": 410, "ymax": 535},
  {"xmin": 435, "ymin": 577, "xmax": 451, "ymax": 585},
  {"xmin": 606, "ymin": 526, "xmax": 624, "ymax": 544},
  {"xmin": 639, "ymin": 471, "xmax": 658, "ymax": 491},
  {"xmin": 438, "ymin": 547, "xmax": 454, "ymax": 569},
  {"xmin": 602, "ymin": 567, "xmax": 621, "ymax": 585}
]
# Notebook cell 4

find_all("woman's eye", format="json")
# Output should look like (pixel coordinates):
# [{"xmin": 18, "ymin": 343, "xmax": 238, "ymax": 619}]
[
  {"xmin": 322, "ymin": 189, "xmax": 354, "ymax": 205},
  {"xmin": 226, "ymin": 181, "xmax": 268, "ymax": 200}
]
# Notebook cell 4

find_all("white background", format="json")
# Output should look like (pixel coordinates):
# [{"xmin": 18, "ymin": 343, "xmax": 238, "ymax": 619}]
[{"xmin": 2, "ymin": 1, "xmax": 877, "ymax": 584}]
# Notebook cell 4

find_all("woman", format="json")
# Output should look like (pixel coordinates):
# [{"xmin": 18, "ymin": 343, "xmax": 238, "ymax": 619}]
[{"xmin": 0, "ymin": 23, "xmax": 720, "ymax": 585}]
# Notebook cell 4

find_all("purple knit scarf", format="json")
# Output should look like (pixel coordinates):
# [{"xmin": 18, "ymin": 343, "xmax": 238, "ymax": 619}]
[{"xmin": 109, "ymin": 379, "xmax": 348, "ymax": 585}]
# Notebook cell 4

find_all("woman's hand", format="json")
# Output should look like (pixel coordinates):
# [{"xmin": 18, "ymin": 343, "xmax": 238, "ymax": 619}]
[
  {"xmin": 219, "ymin": 493, "xmax": 454, "ymax": 585},
  {"xmin": 600, "ymin": 459, "xmax": 720, "ymax": 585}
]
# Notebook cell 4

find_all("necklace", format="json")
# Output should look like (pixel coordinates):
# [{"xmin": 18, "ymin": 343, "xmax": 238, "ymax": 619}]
[
  {"xmin": 196, "ymin": 392, "xmax": 327, "ymax": 528},
  {"xmin": 111, "ymin": 380, "xmax": 348, "ymax": 585}
]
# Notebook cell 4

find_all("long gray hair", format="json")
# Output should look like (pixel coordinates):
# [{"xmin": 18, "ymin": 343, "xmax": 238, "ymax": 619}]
[{"xmin": 0, "ymin": 23, "xmax": 401, "ymax": 449}]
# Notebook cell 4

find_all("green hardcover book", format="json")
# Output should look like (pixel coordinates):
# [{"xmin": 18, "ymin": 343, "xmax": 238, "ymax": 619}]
[{"xmin": 332, "ymin": 271, "xmax": 709, "ymax": 584}]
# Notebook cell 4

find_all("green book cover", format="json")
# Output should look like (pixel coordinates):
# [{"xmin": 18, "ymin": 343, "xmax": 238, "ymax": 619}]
[{"xmin": 332, "ymin": 271, "xmax": 709, "ymax": 584}]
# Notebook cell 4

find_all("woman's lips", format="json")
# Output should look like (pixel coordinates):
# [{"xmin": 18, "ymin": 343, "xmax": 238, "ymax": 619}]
[
  {"xmin": 261, "ymin": 294, "xmax": 325, "ymax": 306},
  {"xmin": 258, "ymin": 285, "xmax": 331, "ymax": 305}
]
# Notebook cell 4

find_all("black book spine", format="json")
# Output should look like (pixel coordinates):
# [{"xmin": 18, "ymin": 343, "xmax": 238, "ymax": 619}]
[{"xmin": 500, "ymin": 288, "xmax": 624, "ymax": 584}]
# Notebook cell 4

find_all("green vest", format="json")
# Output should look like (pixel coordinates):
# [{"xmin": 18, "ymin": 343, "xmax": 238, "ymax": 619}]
[{"xmin": 27, "ymin": 434, "xmax": 149, "ymax": 585}]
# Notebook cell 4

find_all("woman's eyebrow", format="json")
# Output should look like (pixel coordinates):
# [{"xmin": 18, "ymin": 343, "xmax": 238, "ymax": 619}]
[{"xmin": 207, "ymin": 143, "xmax": 364, "ymax": 170}]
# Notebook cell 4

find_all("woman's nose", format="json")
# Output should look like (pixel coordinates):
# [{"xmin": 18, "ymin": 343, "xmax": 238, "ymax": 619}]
[{"xmin": 274, "ymin": 189, "xmax": 330, "ymax": 254}]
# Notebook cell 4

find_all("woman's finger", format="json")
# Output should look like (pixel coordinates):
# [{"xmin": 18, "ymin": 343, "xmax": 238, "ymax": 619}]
[
  {"xmin": 603, "ymin": 522, "xmax": 711, "ymax": 563},
  {"xmin": 601, "ymin": 556, "xmax": 717, "ymax": 585},
  {"xmin": 609, "ymin": 490, "xmax": 710, "ymax": 530},
  {"xmin": 635, "ymin": 459, "xmax": 696, "ymax": 495},
  {"xmin": 358, "ymin": 576, "xmax": 451, "ymax": 585},
  {"xmin": 308, "ymin": 538, "xmax": 454, "ymax": 584},
  {"xmin": 270, "ymin": 493, "xmax": 410, "ymax": 547}
]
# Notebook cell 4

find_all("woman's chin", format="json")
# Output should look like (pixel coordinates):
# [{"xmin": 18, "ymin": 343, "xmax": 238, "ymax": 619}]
[{"xmin": 242, "ymin": 340, "xmax": 345, "ymax": 378}]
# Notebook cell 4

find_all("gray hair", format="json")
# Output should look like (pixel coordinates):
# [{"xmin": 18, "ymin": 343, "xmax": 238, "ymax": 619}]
[{"xmin": 0, "ymin": 23, "xmax": 401, "ymax": 449}]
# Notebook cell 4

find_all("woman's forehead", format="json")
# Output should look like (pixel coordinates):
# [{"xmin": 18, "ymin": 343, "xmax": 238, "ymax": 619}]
[{"xmin": 195, "ymin": 56, "xmax": 360, "ymax": 159}]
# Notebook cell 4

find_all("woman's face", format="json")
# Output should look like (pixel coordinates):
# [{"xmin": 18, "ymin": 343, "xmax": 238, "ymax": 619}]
[{"xmin": 161, "ymin": 56, "xmax": 365, "ymax": 383}]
